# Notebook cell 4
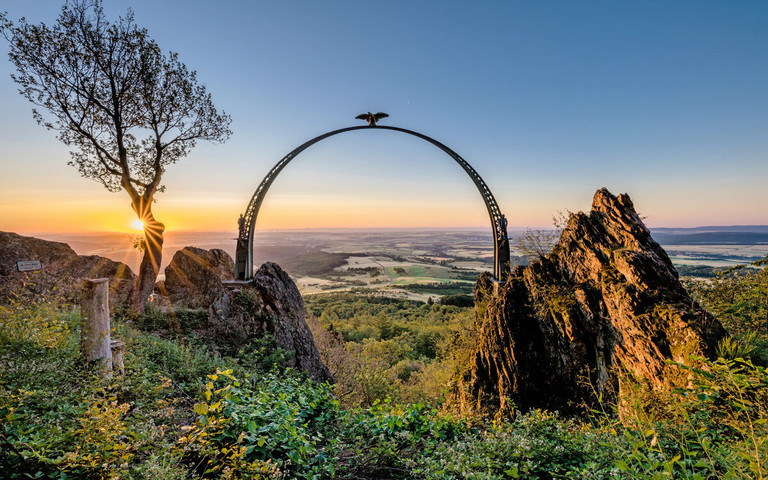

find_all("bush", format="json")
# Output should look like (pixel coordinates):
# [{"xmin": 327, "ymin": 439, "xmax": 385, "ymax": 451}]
[
  {"xmin": 686, "ymin": 261, "xmax": 768, "ymax": 365},
  {"xmin": 439, "ymin": 294, "xmax": 474, "ymax": 307},
  {"xmin": 182, "ymin": 368, "xmax": 339, "ymax": 479},
  {"xmin": 0, "ymin": 302, "xmax": 220, "ymax": 478},
  {"xmin": 614, "ymin": 356, "xmax": 768, "ymax": 479},
  {"xmin": 410, "ymin": 410, "xmax": 619, "ymax": 479}
]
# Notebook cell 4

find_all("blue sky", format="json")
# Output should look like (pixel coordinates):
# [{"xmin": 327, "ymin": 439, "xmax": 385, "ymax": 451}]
[{"xmin": 1, "ymin": 0, "xmax": 766, "ymax": 232}]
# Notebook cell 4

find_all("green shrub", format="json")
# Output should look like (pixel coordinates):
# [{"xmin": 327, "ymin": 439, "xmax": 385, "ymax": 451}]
[
  {"xmin": 182, "ymin": 368, "xmax": 339, "ymax": 479},
  {"xmin": 409, "ymin": 410, "xmax": 618, "ymax": 479},
  {"xmin": 0, "ymin": 302, "xmax": 218, "ymax": 478},
  {"xmin": 685, "ymin": 261, "xmax": 768, "ymax": 365},
  {"xmin": 717, "ymin": 333, "xmax": 758, "ymax": 362},
  {"xmin": 335, "ymin": 399, "xmax": 468, "ymax": 478},
  {"xmin": 614, "ymin": 356, "xmax": 768, "ymax": 479}
]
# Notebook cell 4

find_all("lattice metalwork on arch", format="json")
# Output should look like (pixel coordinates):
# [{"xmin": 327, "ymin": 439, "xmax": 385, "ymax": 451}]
[{"xmin": 235, "ymin": 124, "xmax": 511, "ymax": 281}]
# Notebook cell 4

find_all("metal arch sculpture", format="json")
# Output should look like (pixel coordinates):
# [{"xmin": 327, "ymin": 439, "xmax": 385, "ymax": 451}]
[{"xmin": 235, "ymin": 125, "xmax": 511, "ymax": 281}]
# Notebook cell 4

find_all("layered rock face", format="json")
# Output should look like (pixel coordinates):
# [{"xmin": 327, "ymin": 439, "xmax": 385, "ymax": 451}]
[
  {"xmin": 458, "ymin": 189, "xmax": 725, "ymax": 414},
  {"xmin": 0, "ymin": 231, "xmax": 134, "ymax": 305},
  {"xmin": 164, "ymin": 249, "xmax": 332, "ymax": 383}
]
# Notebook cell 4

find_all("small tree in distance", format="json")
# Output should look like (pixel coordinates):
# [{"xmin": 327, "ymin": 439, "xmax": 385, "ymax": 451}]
[
  {"xmin": 1, "ymin": 1, "xmax": 232, "ymax": 312},
  {"xmin": 514, "ymin": 210, "xmax": 570, "ymax": 262}
]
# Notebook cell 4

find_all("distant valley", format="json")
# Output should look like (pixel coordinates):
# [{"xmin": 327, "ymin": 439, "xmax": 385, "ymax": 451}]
[{"xmin": 25, "ymin": 226, "xmax": 768, "ymax": 300}]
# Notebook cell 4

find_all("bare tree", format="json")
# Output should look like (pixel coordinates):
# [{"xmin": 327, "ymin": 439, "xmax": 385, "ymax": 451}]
[
  {"xmin": 514, "ymin": 210, "xmax": 571, "ymax": 261},
  {"xmin": 1, "ymin": 1, "xmax": 232, "ymax": 311}
]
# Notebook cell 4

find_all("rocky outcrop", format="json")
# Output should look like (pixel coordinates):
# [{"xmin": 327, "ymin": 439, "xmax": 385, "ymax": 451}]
[
  {"xmin": 457, "ymin": 189, "xmax": 725, "ymax": 415},
  {"xmin": 0, "ymin": 231, "xmax": 134, "ymax": 305},
  {"xmin": 164, "ymin": 247, "xmax": 235, "ymax": 308},
  {"xmin": 209, "ymin": 262, "xmax": 333, "ymax": 383},
  {"xmin": 162, "ymin": 249, "xmax": 332, "ymax": 383}
]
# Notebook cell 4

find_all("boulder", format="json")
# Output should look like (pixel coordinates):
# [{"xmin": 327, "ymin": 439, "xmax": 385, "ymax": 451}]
[
  {"xmin": 0, "ymin": 231, "xmax": 134, "ymax": 305},
  {"xmin": 209, "ymin": 262, "xmax": 333, "ymax": 383},
  {"xmin": 455, "ymin": 188, "xmax": 725, "ymax": 415},
  {"xmin": 162, "ymin": 250, "xmax": 332, "ymax": 383},
  {"xmin": 164, "ymin": 247, "xmax": 235, "ymax": 308}
]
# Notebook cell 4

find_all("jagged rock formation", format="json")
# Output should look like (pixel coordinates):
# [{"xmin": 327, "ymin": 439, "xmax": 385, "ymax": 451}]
[
  {"xmin": 164, "ymin": 247, "xmax": 235, "ymax": 308},
  {"xmin": 457, "ymin": 189, "xmax": 725, "ymax": 415},
  {"xmin": 163, "ymin": 248, "xmax": 332, "ymax": 383},
  {"xmin": 0, "ymin": 231, "xmax": 134, "ymax": 305}
]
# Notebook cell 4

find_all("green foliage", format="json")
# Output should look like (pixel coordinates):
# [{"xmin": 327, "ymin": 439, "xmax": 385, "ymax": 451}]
[
  {"xmin": 182, "ymin": 368, "xmax": 339, "ymax": 479},
  {"xmin": 613, "ymin": 356, "xmax": 768, "ymax": 479},
  {"xmin": 176, "ymin": 355, "xmax": 768, "ymax": 479},
  {"xmin": 336, "ymin": 399, "xmax": 469, "ymax": 478},
  {"xmin": 306, "ymin": 293, "xmax": 469, "ymax": 347},
  {"xmin": 4, "ymin": 263, "xmax": 768, "ymax": 479},
  {"xmin": 676, "ymin": 265, "xmax": 720, "ymax": 278},
  {"xmin": 410, "ymin": 410, "xmax": 619, "ymax": 479},
  {"xmin": 234, "ymin": 335, "xmax": 294, "ymax": 374},
  {"xmin": 717, "ymin": 334, "xmax": 759, "ymax": 362},
  {"xmin": 126, "ymin": 303, "xmax": 210, "ymax": 336},
  {"xmin": 305, "ymin": 293, "xmax": 473, "ymax": 406},
  {"xmin": 399, "ymin": 282, "xmax": 475, "ymax": 296},
  {"xmin": 439, "ymin": 294, "xmax": 475, "ymax": 307},
  {"xmin": 120, "ymin": 299, "xmax": 292, "ymax": 371},
  {"xmin": 685, "ymin": 261, "xmax": 768, "ymax": 364},
  {"xmin": 0, "ymin": 303, "xmax": 191, "ymax": 478},
  {"xmin": 120, "ymin": 326, "xmax": 227, "ymax": 397},
  {"xmin": 0, "ymin": 301, "xmax": 259, "ymax": 478},
  {"xmin": 344, "ymin": 266, "xmax": 381, "ymax": 276}
]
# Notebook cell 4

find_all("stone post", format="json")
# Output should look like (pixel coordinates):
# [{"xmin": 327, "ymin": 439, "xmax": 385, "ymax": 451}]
[{"xmin": 81, "ymin": 278, "xmax": 112, "ymax": 376}]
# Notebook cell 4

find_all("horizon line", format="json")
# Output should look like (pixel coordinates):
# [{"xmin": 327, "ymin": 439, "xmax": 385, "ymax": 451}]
[{"xmin": 11, "ymin": 223, "xmax": 768, "ymax": 237}]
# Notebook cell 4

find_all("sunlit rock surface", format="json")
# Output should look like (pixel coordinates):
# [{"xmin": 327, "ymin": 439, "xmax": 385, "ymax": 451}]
[
  {"xmin": 0, "ymin": 231, "xmax": 134, "ymax": 305},
  {"xmin": 164, "ymin": 246, "xmax": 235, "ymax": 308},
  {"xmin": 457, "ymin": 188, "xmax": 725, "ymax": 415}
]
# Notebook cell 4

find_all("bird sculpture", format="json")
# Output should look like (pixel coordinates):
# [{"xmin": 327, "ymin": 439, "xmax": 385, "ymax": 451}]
[{"xmin": 355, "ymin": 112, "xmax": 389, "ymax": 126}]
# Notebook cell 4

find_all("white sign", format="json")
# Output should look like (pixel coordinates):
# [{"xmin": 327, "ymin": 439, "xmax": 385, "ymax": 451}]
[{"xmin": 17, "ymin": 260, "xmax": 42, "ymax": 272}]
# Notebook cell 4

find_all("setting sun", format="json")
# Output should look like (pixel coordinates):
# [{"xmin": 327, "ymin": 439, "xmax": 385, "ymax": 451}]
[{"xmin": 132, "ymin": 219, "xmax": 145, "ymax": 231}]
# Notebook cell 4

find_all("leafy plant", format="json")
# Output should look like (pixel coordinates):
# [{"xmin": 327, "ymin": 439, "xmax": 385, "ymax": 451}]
[
  {"xmin": 717, "ymin": 333, "xmax": 758, "ymax": 361},
  {"xmin": 182, "ymin": 368, "xmax": 339, "ymax": 479}
]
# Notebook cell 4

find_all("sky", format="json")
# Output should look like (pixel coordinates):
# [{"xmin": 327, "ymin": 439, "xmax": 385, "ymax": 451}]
[{"xmin": 1, "ymin": 0, "xmax": 767, "ymax": 234}]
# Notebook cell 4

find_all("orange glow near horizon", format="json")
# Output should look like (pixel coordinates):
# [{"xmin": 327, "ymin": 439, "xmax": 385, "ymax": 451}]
[
  {"xmin": 2, "ymin": 197, "xmax": 504, "ymax": 234},
  {"xmin": 3, "ymin": 187, "xmax": 765, "ymax": 235}
]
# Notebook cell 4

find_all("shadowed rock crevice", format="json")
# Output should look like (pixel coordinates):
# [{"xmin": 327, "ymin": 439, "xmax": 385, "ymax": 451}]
[{"xmin": 457, "ymin": 188, "xmax": 725, "ymax": 415}]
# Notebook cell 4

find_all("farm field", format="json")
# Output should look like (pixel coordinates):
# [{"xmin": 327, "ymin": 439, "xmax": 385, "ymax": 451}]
[
  {"xmin": 249, "ymin": 228, "xmax": 768, "ymax": 297},
  {"xmin": 28, "ymin": 227, "xmax": 768, "ymax": 299},
  {"xmin": 265, "ymin": 229, "xmax": 496, "ymax": 301}
]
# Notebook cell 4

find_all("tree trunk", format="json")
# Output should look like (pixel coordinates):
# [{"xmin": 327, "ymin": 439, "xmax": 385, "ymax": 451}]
[{"xmin": 131, "ymin": 199, "xmax": 165, "ymax": 313}]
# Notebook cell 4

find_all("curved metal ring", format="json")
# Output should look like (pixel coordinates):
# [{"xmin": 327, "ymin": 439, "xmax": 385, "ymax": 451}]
[{"xmin": 235, "ymin": 125, "xmax": 510, "ymax": 281}]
